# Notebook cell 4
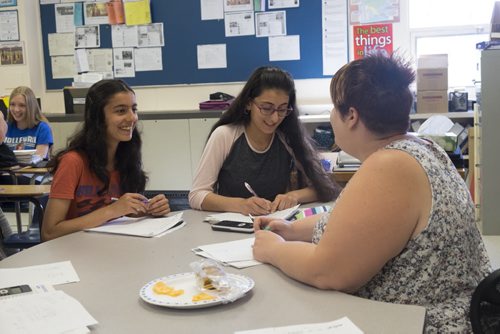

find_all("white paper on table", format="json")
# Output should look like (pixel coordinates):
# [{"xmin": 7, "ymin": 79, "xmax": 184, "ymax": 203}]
[
  {"xmin": 205, "ymin": 205, "xmax": 300, "ymax": 223},
  {"xmin": 0, "ymin": 290, "xmax": 97, "ymax": 334},
  {"xmin": 196, "ymin": 237, "xmax": 259, "ymax": 263},
  {"xmin": 85, "ymin": 212, "xmax": 183, "ymax": 237},
  {"xmin": 192, "ymin": 248, "xmax": 261, "ymax": 268},
  {"xmin": 234, "ymin": 316, "xmax": 364, "ymax": 334},
  {"xmin": 0, "ymin": 261, "xmax": 80, "ymax": 288},
  {"xmin": 153, "ymin": 220, "xmax": 186, "ymax": 238}
]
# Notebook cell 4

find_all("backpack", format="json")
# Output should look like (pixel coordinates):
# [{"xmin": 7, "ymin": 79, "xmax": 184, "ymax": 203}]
[{"xmin": 0, "ymin": 143, "xmax": 18, "ymax": 168}]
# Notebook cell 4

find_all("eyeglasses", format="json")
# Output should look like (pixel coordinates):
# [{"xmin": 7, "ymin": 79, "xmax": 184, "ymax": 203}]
[{"xmin": 252, "ymin": 100, "xmax": 293, "ymax": 118}]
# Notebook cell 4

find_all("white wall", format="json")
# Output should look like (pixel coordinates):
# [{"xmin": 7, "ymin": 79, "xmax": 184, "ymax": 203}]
[{"xmin": 1, "ymin": 0, "xmax": 412, "ymax": 114}]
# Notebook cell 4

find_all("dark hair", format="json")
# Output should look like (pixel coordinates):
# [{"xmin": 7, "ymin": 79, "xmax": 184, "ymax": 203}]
[
  {"xmin": 49, "ymin": 79, "xmax": 147, "ymax": 195},
  {"xmin": 211, "ymin": 66, "xmax": 339, "ymax": 201},
  {"xmin": 330, "ymin": 53, "xmax": 415, "ymax": 135}
]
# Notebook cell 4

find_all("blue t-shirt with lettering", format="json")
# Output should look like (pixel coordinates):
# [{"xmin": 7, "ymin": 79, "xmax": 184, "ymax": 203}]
[{"xmin": 5, "ymin": 121, "xmax": 53, "ymax": 156}]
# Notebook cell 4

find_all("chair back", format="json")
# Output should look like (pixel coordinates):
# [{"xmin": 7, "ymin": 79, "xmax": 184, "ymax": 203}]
[{"xmin": 470, "ymin": 268, "xmax": 500, "ymax": 333}]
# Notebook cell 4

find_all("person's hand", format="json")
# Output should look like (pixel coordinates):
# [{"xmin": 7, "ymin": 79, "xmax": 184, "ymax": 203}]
[
  {"xmin": 146, "ymin": 194, "xmax": 171, "ymax": 216},
  {"xmin": 271, "ymin": 193, "xmax": 298, "ymax": 212},
  {"xmin": 253, "ymin": 230, "xmax": 285, "ymax": 263},
  {"xmin": 111, "ymin": 193, "xmax": 149, "ymax": 217},
  {"xmin": 253, "ymin": 216, "xmax": 294, "ymax": 240},
  {"xmin": 240, "ymin": 197, "xmax": 272, "ymax": 215}
]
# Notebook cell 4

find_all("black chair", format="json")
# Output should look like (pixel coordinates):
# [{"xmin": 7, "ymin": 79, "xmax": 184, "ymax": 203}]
[
  {"xmin": 2, "ymin": 195, "xmax": 48, "ymax": 250},
  {"xmin": 470, "ymin": 268, "xmax": 500, "ymax": 333}
]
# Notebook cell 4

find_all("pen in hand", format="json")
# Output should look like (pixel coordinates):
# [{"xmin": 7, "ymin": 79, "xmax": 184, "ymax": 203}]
[
  {"xmin": 111, "ymin": 197, "xmax": 150, "ymax": 204},
  {"xmin": 244, "ymin": 182, "xmax": 258, "ymax": 197},
  {"xmin": 249, "ymin": 213, "xmax": 272, "ymax": 231}
]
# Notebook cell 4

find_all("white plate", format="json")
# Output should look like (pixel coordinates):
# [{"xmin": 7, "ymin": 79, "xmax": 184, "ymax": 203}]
[{"xmin": 139, "ymin": 272, "xmax": 254, "ymax": 309}]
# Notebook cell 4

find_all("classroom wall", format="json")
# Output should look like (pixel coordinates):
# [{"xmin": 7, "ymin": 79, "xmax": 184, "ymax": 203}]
[{"xmin": 1, "ymin": 0, "xmax": 410, "ymax": 113}]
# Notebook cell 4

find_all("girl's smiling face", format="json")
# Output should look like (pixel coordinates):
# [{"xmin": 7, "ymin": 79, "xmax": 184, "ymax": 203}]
[
  {"xmin": 9, "ymin": 94, "xmax": 28, "ymax": 125},
  {"xmin": 247, "ymin": 89, "xmax": 289, "ymax": 136},
  {"xmin": 103, "ymin": 91, "xmax": 138, "ymax": 145}
]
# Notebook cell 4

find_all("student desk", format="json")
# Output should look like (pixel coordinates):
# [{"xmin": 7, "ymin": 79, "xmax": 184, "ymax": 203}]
[
  {"xmin": 12, "ymin": 166, "xmax": 51, "ymax": 185},
  {"xmin": 0, "ymin": 209, "xmax": 426, "ymax": 333},
  {"xmin": 0, "ymin": 185, "xmax": 50, "ymax": 234}
]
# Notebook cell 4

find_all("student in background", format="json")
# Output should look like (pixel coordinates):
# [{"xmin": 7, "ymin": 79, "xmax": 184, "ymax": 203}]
[
  {"xmin": 4, "ymin": 86, "xmax": 53, "ymax": 159},
  {"xmin": 0, "ymin": 112, "xmax": 14, "ymax": 260},
  {"xmin": 189, "ymin": 66, "xmax": 339, "ymax": 215},
  {"xmin": 42, "ymin": 79, "xmax": 170, "ymax": 241},
  {"xmin": 252, "ymin": 54, "xmax": 491, "ymax": 332}
]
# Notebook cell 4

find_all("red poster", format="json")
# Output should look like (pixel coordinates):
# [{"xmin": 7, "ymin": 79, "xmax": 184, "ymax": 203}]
[{"xmin": 353, "ymin": 24, "xmax": 393, "ymax": 60}]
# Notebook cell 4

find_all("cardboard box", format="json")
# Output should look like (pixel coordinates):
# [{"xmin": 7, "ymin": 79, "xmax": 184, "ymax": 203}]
[
  {"xmin": 417, "ymin": 68, "xmax": 448, "ymax": 91},
  {"xmin": 417, "ymin": 54, "xmax": 448, "ymax": 91},
  {"xmin": 417, "ymin": 90, "xmax": 448, "ymax": 114},
  {"xmin": 417, "ymin": 54, "xmax": 448, "ymax": 68}
]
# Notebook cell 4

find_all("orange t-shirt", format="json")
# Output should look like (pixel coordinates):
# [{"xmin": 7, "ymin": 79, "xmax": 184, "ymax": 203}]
[{"xmin": 50, "ymin": 151, "xmax": 121, "ymax": 219}]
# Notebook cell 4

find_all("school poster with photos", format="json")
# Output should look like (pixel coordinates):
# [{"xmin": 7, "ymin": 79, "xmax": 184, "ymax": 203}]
[{"xmin": 352, "ymin": 23, "xmax": 392, "ymax": 59}]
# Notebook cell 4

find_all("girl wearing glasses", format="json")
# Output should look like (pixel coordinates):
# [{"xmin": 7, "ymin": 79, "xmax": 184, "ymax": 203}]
[{"xmin": 189, "ymin": 66, "xmax": 339, "ymax": 215}]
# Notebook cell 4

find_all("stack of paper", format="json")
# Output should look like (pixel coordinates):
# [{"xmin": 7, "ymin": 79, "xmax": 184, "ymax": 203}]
[
  {"xmin": 204, "ymin": 205, "xmax": 300, "ymax": 223},
  {"xmin": 0, "ymin": 290, "xmax": 98, "ymax": 334},
  {"xmin": 0, "ymin": 261, "xmax": 80, "ymax": 288},
  {"xmin": 0, "ymin": 261, "xmax": 96, "ymax": 334},
  {"xmin": 85, "ymin": 212, "xmax": 184, "ymax": 238},
  {"xmin": 13, "ymin": 149, "xmax": 37, "ymax": 165},
  {"xmin": 192, "ymin": 237, "xmax": 261, "ymax": 269}
]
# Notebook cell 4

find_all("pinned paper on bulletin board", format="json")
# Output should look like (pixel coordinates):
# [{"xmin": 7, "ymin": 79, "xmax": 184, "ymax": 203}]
[
  {"xmin": 107, "ymin": 0, "xmax": 125, "ymax": 25},
  {"xmin": 124, "ymin": 0, "xmax": 151, "ymax": 26},
  {"xmin": 353, "ymin": 23, "xmax": 392, "ymax": 60}
]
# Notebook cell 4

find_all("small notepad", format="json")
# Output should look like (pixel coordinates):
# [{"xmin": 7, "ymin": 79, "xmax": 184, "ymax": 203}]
[{"xmin": 204, "ymin": 205, "xmax": 300, "ymax": 224}]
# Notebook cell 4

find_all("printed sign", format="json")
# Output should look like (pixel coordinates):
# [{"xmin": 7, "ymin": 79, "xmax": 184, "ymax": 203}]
[{"xmin": 353, "ymin": 23, "xmax": 392, "ymax": 59}]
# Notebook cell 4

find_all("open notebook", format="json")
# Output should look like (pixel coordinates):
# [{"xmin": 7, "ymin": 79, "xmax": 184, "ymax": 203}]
[{"xmin": 85, "ymin": 212, "xmax": 184, "ymax": 237}]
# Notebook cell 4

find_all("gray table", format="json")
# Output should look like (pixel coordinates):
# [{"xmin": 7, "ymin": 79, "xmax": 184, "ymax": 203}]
[{"xmin": 0, "ymin": 210, "xmax": 426, "ymax": 333}]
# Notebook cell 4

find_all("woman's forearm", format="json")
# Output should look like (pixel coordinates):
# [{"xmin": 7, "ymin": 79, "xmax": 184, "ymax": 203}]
[
  {"xmin": 42, "ymin": 204, "xmax": 120, "ymax": 241},
  {"xmin": 286, "ymin": 187, "xmax": 317, "ymax": 204},
  {"xmin": 201, "ymin": 192, "xmax": 245, "ymax": 213}
]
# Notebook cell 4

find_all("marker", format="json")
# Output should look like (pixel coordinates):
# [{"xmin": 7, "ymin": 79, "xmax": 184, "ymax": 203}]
[{"xmin": 244, "ymin": 182, "xmax": 258, "ymax": 197}]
